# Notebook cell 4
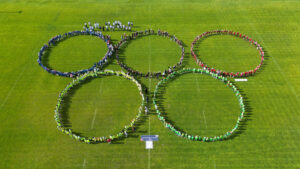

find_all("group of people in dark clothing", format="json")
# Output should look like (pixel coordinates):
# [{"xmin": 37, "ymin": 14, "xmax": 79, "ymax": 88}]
[{"xmin": 115, "ymin": 29, "xmax": 185, "ymax": 78}]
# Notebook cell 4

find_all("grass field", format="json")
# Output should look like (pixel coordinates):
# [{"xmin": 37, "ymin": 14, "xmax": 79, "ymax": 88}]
[{"xmin": 0, "ymin": 0, "xmax": 300, "ymax": 168}]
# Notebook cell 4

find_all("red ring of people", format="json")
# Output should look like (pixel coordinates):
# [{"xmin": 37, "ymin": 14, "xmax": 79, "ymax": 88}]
[{"xmin": 191, "ymin": 30, "xmax": 265, "ymax": 77}]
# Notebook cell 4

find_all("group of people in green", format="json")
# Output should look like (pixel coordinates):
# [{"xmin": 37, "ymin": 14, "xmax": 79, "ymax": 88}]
[
  {"xmin": 54, "ymin": 70, "xmax": 145, "ymax": 143},
  {"xmin": 153, "ymin": 68, "xmax": 246, "ymax": 142}
]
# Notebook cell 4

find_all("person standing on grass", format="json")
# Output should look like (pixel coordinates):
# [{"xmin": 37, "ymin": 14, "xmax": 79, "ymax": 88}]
[
  {"xmin": 124, "ymin": 130, "xmax": 128, "ymax": 137},
  {"xmin": 145, "ymin": 106, "xmax": 149, "ymax": 115}
]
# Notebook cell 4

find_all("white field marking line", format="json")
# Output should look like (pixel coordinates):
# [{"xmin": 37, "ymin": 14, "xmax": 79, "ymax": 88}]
[
  {"xmin": 213, "ymin": 158, "xmax": 217, "ymax": 169},
  {"xmin": 148, "ymin": 4, "xmax": 153, "ymax": 169},
  {"xmin": 82, "ymin": 158, "xmax": 86, "ymax": 169},
  {"xmin": 91, "ymin": 78, "xmax": 103, "ymax": 129},
  {"xmin": 148, "ymin": 35, "xmax": 152, "ymax": 134},
  {"xmin": 194, "ymin": 74, "xmax": 208, "ymax": 128},
  {"xmin": 248, "ymin": 19, "xmax": 299, "ymax": 102},
  {"xmin": 202, "ymin": 110, "xmax": 208, "ymax": 129},
  {"xmin": 0, "ymin": 63, "xmax": 27, "ymax": 110},
  {"xmin": 270, "ymin": 53, "xmax": 299, "ymax": 102},
  {"xmin": 148, "ymin": 31, "xmax": 152, "ymax": 169},
  {"xmin": 91, "ymin": 108, "xmax": 97, "ymax": 129},
  {"xmin": 194, "ymin": 73, "xmax": 201, "ymax": 92}
]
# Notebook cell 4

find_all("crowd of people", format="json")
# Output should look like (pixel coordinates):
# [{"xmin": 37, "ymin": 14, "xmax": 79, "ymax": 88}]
[
  {"xmin": 83, "ymin": 20, "xmax": 133, "ymax": 32},
  {"xmin": 191, "ymin": 30, "xmax": 265, "ymax": 78},
  {"xmin": 38, "ymin": 22, "xmax": 260, "ymax": 144},
  {"xmin": 37, "ymin": 30, "xmax": 114, "ymax": 77},
  {"xmin": 54, "ymin": 70, "xmax": 146, "ymax": 144},
  {"xmin": 153, "ymin": 68, "xmax": 245, "ymax": 142},
  {"xmin": 115, "ymin": 29, "xmax": 185, "ymax": 78}
]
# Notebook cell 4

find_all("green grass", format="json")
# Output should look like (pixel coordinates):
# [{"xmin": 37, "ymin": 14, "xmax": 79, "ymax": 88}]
[
  {"xmin": 121, "ymin": 35, "xmax": 182, "ymax": 73},
  {"xmin": 0, "ymin": 0, "xmax": 299, "ymax": 168},
  {"xmin": 47, "ymin": 35, "xmax": 108, "ymax": 72},
  {"xmin": 67, "ymin": 75, "xmax": 142, "ymax": 137},
  {"xmin": 195, "ymin": 34, "xmax": 262, "ymax": 72},
  {"xmin": 162, "ymin": 73, "xmax": 240, "ymax": 137}
]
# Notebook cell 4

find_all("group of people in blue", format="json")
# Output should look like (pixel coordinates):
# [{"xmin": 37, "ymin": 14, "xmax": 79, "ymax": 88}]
[{"xmin": 37, "ymin": 30, "xmax": 114, "ymax": 77}]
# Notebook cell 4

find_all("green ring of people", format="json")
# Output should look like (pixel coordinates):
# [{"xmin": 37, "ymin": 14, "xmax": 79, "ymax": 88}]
[
  {"xmin": 54, "ymin": 70, "xmax": 145, "ymax": 144},
  {"xmin": 153, "ymin": 68, "xmax": 245, "ymax": 142}
]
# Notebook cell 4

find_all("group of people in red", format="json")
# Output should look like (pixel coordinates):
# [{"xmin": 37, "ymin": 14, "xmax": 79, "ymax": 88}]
[{"xmin": 190, "ymin": 29, "xmax": 265, "ymax": 78}]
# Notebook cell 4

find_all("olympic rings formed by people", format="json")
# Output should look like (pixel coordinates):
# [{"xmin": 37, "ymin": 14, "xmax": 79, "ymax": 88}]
[
  {"xmin": 115, "ymin": 29, "xmax": 185, "ymax": 77},
  {"xmin": 37, "ymin": 30, "xmax": 114, "ymax": 78},
  {"xmin": 54, "ymin": 70, "xmax": 145, "ymax": 144},
  {"xmin": 191, "ymin": 30, "xmax": 265, "ymax": 77},
  {"xmin": 153, "ymin": 68, "xmax": 245, "ymax": 142},
  {"xmin": 37, "ymin": 21, "xmax": 261, "ymax": 144}
]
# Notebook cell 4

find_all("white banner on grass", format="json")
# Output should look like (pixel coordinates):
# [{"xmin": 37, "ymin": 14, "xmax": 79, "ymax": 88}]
[
  {"xmin": 235, "ymin": 79, "xmax": 248, "ymax": 82},
  {"xmin": 146, "ymin": 141, "xmax": 153, "ymax": 149}
]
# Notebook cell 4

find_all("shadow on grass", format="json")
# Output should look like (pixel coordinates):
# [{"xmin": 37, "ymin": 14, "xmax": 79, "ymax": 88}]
[
  {"xmin": 116, "ymin": 34, "xmax": 153, "ymax": 74},
  {"xmin": 0, "ymin": 10, "xmax": 22, "ymax": 14},
  {"xmin": 59, "ymin": 75, "xmax": 149, "ymax": 143},
  {"xmin": 180, "ymin": 41, "xmax": 189, "ymax": 69},
  {"xmin": 154, "ymin": 75, "xmax": 187, "ymax": 134},
  {"xmin": 154, "ymin": 73, "xmax": 253, "ymax": 142},
  {"xmin": 227, "ymin": 84, "xmax": 252, "ymax": 140},
  {"xmin": 60, "ymin": 76, "xmax": 94, "ymax": 130},
  {"xmin": 192, "ymin": 34, "xmax": 269, "ymax": 75},
  {"xmin": 252, "ymin": 48, "xmax": 270, "ymax": 77},
  {"xmin": 41, "ymin": 34, "xmax": 109, "ymax": 72},
  {"xmin": 117, "ymin": 34, "xmax": 186, "ymax": 75}
]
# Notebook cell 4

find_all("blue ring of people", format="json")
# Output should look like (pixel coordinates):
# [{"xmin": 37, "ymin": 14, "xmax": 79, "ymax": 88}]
[
  {"xmin": 54, "ymin": 70, "xmax": 145, "ymax": 144},
  {"xmin": 37, "ymin": 30, "xmax": 114, "ymax": 78},
  {"xmin": 115, "ymin": 29, "xmax": 185, "ymax": 77},
  {"xmin": 191, "ymin": 30, "xmax": 265, "ymax": 78},
  {"xmin": 153, "ymin": 68, "xmax": 245, "ymax": 142}
]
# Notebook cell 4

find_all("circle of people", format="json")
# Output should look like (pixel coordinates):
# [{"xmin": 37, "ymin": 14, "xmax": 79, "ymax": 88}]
[
  {"xmin": 37, "ymin": 30, "xmax": 114, "ymax": 77},
  {"xmin": 36, "ymin": 20, "xmax": 265, "ymax": 144},
  {"xmin": 115, "ymin": 29, "xmax": 185, "ymax": 78},
  {"xmin": 54, "ymin": 70, "xmax": 145, "ymax": 144},
  {"xmin": 191, "ymin": 30, "xmax": 265, "ymax": 77},
  {"xmin": 153, "ymin": 68, "xmax": 245, "ymax": 142}
]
